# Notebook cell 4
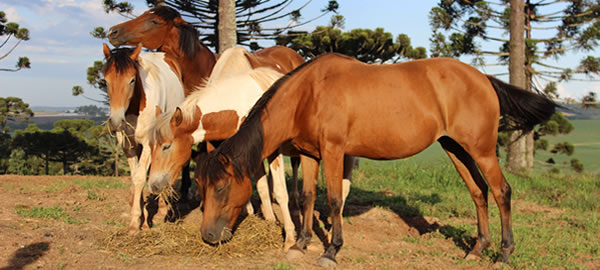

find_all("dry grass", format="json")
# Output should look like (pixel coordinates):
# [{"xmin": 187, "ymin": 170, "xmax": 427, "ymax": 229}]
[{"xmin": 101, "ymin": 215, "xmax": 283, "ymax": 258}]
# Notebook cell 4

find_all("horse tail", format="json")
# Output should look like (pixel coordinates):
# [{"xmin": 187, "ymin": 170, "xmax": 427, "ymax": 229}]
[{"xmin": 486, "ymin": 75, "xmax": 559, "ymax": 134}]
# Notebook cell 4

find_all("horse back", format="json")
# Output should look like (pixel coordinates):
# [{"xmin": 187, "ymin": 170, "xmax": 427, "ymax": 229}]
[{"xmin": 292, "ymin": 55, "xmax": 500, "ymax": 159}]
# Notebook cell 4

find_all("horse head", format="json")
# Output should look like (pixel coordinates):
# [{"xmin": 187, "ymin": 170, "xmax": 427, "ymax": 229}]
[
  {"xmin": 102, "ymin": 43, "xmax": 142, "ymax": 131},
  {"xmin": 108, "ymin": 6, "xmax": 188, "ymax": 50},
  {"xmin": 196, "ymin": 151, "xmax": 253, "ymax": 245},
  {"xmin": 148, "ymin": 105, "xmax": 201, "ymax": 194}
]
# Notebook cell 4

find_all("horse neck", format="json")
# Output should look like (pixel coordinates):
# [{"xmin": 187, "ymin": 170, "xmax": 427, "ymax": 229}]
[
  {"xmin": 161, "ymin": 33, "xmax": 216, "ymax": 95},
  {"xmin": 257, "ymin": 82, "xmax": 302, "ymax": 161},
  {"xmin": 137, "ymin": 53, "xmax": 185, "ymax": 112}
]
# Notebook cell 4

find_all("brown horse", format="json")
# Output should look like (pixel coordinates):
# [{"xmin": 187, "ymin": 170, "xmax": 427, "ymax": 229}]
[
  {"xmin": 107, "ymin": 6, "xmax": 303, "ymax": 94},
  {"xmin": 196, "ymin": 53, "xmax": 558, "ymax": 266}
]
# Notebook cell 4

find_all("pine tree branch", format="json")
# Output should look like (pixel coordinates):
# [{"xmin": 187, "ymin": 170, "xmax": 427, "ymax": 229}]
[
  {"xmin": 0, "ymin": 39, "xmax": 22, "ymax": 61},
  {"xmin": 0, "ymin": 34, "xmax": 12, "ymax": 48}
]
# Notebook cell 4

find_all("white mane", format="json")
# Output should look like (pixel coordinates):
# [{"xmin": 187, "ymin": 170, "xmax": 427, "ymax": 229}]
[{"xmin": 134, "ymin": 52, "xmax": 184, "ymax": 143}]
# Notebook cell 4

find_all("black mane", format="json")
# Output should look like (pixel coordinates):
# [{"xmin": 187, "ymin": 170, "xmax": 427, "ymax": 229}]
[
  {"xmin": 198, "ymin": 58, "xmax": 318, "ymax": 185},
  {"xmin": 103, "ymin": 47, "xmax": 136, "ymax": 74},
  {"xmin": 151, "ymin": 6, "xmax": 201, "ymax": 59}
]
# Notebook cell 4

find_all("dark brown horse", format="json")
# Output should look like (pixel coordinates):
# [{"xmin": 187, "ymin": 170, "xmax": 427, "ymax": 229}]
[
  {"xmin": 196, "ymin": 53, "xmax": 558, "ymax": 266},
  {"xmin": 107, "ymin": 6, "xmax": 303, "ymax": 94}
]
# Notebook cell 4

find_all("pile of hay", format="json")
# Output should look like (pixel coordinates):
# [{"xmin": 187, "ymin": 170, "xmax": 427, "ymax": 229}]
[{"xmin": 101, "ymin": 215, "xmax": 283, "ymax": 258}]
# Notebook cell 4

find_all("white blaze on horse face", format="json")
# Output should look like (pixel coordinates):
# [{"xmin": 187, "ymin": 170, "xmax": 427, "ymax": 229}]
[{"xmin": 109, "ymin": 108, "xmax": 126, "ymax": 129}]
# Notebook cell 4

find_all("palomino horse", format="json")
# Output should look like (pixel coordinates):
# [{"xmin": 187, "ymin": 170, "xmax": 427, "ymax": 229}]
[
  {"xmin": 146, "ymin": 46, "xmax": 301, "ymax": 250},
  {"xmin": 196, "ymin": 54, "xmax": 558, "ymax": 266},
  {"xmin": 102, "ymin": 43, "xmax": 185, "ymax": 233},
  {"xmin": 107, "ymin": 6, "xmax": 304, "ymax": 93}
]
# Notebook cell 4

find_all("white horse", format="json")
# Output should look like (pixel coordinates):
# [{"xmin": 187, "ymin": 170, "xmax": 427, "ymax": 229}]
[
  {"xmin": 146, "ymin": 46, "xmax": 298, "ymax": 250},
  {"xmin": 103, "ymin": 43, "xmax": 185, "ymax": 233}
]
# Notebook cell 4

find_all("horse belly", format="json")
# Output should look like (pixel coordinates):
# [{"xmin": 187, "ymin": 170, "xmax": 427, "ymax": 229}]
[{"xmin": 344, "ymin": 113, "xmax": 441, "ymax": 160}]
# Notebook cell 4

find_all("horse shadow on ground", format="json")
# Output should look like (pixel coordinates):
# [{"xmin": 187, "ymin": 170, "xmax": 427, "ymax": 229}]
[{"xmin": 0, "ymin": 242, "xmax": 50, "ymax": 270}]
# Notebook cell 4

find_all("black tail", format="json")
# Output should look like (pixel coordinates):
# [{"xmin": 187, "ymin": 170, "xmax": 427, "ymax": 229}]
[{"xmin": 487, "ymin": 75, "xmax": 559, "ymax": 134}]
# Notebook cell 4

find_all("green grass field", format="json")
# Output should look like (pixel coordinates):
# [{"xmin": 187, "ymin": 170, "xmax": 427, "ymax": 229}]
[{"xmin": 403, "ymin": 119, "xmax": 600, "ymax": 174}]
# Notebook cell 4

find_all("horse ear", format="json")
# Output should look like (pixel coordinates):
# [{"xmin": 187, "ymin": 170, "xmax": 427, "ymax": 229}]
[
  {"xmin": 171, "ymin": 107, "xmax": 184, "ymax": 127},
  {"xmin": 131, "ymin": 43, "xmax": 143, "ymax": 60},
  {"xmin": 216, "ymin": 152, "xmax": 230, "ymax": 166},
  {"xmin": 103, "ymin": 43, "xmax": 111, "ymax": 59},
  {"xmin": 173, "ymin": 17, "xmax": 186, "ymax": 27},
  {"xmin": 155, "ymin": 105, "xmax": 162, "ymax": 117}
]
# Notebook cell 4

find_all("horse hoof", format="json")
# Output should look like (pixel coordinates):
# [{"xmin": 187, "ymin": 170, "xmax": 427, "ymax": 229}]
[
  {"xmin": 316, "ymin": 256, "xmax": 337, "ymax": 268},
  {"xmin": 127, "ymin": 226, "xmax": 140, "ymax": 235},
  {"xmin": 283, "ymin": 241, "xmax": 295, "ymax": 252},
  {"xmin": 465, "ymin": 253, "xmax": 481, "ymax": 261},
  {"xmin": 286, "ymin": 248, "xmax": 304, "ymax": 260},
  {"xmin": 492, "ymin": 261, "xmax": 509, "ymax": 270}
]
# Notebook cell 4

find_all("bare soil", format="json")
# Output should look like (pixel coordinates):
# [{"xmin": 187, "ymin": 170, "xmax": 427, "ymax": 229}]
[{"xmin": 0, "ymin": 175, "xmax": 502, "ymax": 269}]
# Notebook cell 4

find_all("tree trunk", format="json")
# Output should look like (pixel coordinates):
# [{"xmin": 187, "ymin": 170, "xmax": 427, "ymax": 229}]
[
  {"xmin": 507, "ymin": 0, "xmax": 528, "ymax": 172},
  {"xmin": 63, "ymin": 158, "xmax": 68, "ymax": 175},
  {"xmin": 524, "ymin": 0, "xmax": 535, "ymax": 169},
  {"xmin": 115, "ymin": 151, "xmax": 119, "ymax": 177},
  {"xmin": 45, "ymin": 153, "xmax": 49, "ymax": 175},
  {"xmin": 218, "ymin": 0, "xmax": 237, "ymax": 54}
]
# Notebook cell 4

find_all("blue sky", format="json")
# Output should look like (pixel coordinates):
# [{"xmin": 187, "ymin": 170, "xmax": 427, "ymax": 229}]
[{"xmin": 0, "ymin": 0, "xmax": 598, "ymax": 108}]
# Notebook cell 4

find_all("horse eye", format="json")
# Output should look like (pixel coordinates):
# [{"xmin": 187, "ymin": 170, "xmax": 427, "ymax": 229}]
[
  {"xmin": 162, "ymin": 144, "xmax": 171, "ymax": 151},
  {"xmin": 215, "ymin": 184, "xmax": 226, "ymax": 193},
  {"xmin": 151, "ymin": 20, "xmax": 159, "ymax": 25},
  {"xmin": 129, "ymin": 77, "xmax": 136, "ymax": 84}
]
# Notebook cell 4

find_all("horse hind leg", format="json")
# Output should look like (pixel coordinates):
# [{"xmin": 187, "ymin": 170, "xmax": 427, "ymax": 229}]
[
  {"xmin": 471, "ymin": 148, "xmax": 515, "ymax": 263},
  {"xmin": 438, "ymin": 137, "xmax": 491, "ymax": 259}
]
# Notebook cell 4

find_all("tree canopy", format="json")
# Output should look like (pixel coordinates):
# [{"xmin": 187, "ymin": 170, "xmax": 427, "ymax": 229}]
[
  {"xmin": 429, "ymin": 0, "xmax": 600, "ymax": 84},
  {"xmin": 276, "ymin": 15, "xmax": 427, "ymax": 62},
  {"xmin": 0, "ymin": 10, "xmax": 30, "ymax": 72},
  {"xmin": 0, "ymin": 97, "xmax": 34, "ymax": 134}
]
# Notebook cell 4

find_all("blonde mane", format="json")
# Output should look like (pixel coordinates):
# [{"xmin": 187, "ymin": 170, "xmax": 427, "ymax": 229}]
[{"xmin": 149, "ymin": 67, "xmax": 284, "ymax": 145}]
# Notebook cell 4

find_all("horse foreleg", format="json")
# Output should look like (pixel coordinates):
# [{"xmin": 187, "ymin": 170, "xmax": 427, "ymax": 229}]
[
  {"xmin": 129, "ymin": 143, "xmax": 152, "ymax": 232},
  {"xmin": 317, "ymin": 146, "xmax": 345, "ymax": 268},
  {"xmin": 289, "ymin": 156, "xmax": 302, "ymax": 233},
  {"xmin": 287, "ymin": 155, "xmax": 319, "ymax": 260},
  {"xmin": 328, "ymin": 155, "xmax": 354, "ymax": 242},
  {"xmin": 255, "ymin": 163, "xmax": 275, "ymax": 220},
  {"xmin": 127, "ymin": 157, "xmax": 139, "ymax": 205},
  {"xmin": 268, "ymin": 154, "xmax": 295, "ymax": 251}
]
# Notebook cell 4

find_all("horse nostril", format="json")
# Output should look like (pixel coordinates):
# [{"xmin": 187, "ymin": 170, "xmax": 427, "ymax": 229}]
[
  {"xmin": 204, "ymin": 231, "xmax": 216, "ymax": 242},
  {"xmin": 108, "ymin": 27, "xmax": 119, "ymax": 38},
  {"xmin": 150, "ymin": 182, "xmax": 162, "ymax": 194}
]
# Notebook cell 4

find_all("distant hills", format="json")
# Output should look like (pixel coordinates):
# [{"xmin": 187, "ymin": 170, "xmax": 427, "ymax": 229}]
[{"xmin": 30, "ymin": 106, "xmax": 77, "ymax": 112}]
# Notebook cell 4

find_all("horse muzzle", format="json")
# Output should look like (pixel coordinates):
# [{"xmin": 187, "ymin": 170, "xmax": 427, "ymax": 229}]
[
  {"xmin": 108, "ymin": 116, "xmax": 126, "ymax": 132},
  {"xmin": 202, "ymin": 225, "xmax": 232, "ymax": 244},
  {"xmin": 108, "ymin": 26, "xmax": 125, "ymax": 47},
  {"xmin": 148, "ymin": 172, "xmax": 169, "ymax": 194}
]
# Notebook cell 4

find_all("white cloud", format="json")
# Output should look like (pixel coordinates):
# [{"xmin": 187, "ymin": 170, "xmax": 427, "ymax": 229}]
[{"xmin": 3, "ymin": 7, "xmax": 24, "ymax": 23}]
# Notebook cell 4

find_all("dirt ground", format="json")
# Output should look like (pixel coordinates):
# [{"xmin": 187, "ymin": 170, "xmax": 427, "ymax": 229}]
[{"xmin": 0, "ymin": 175, "xmax": 503, "ymax": 269}]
